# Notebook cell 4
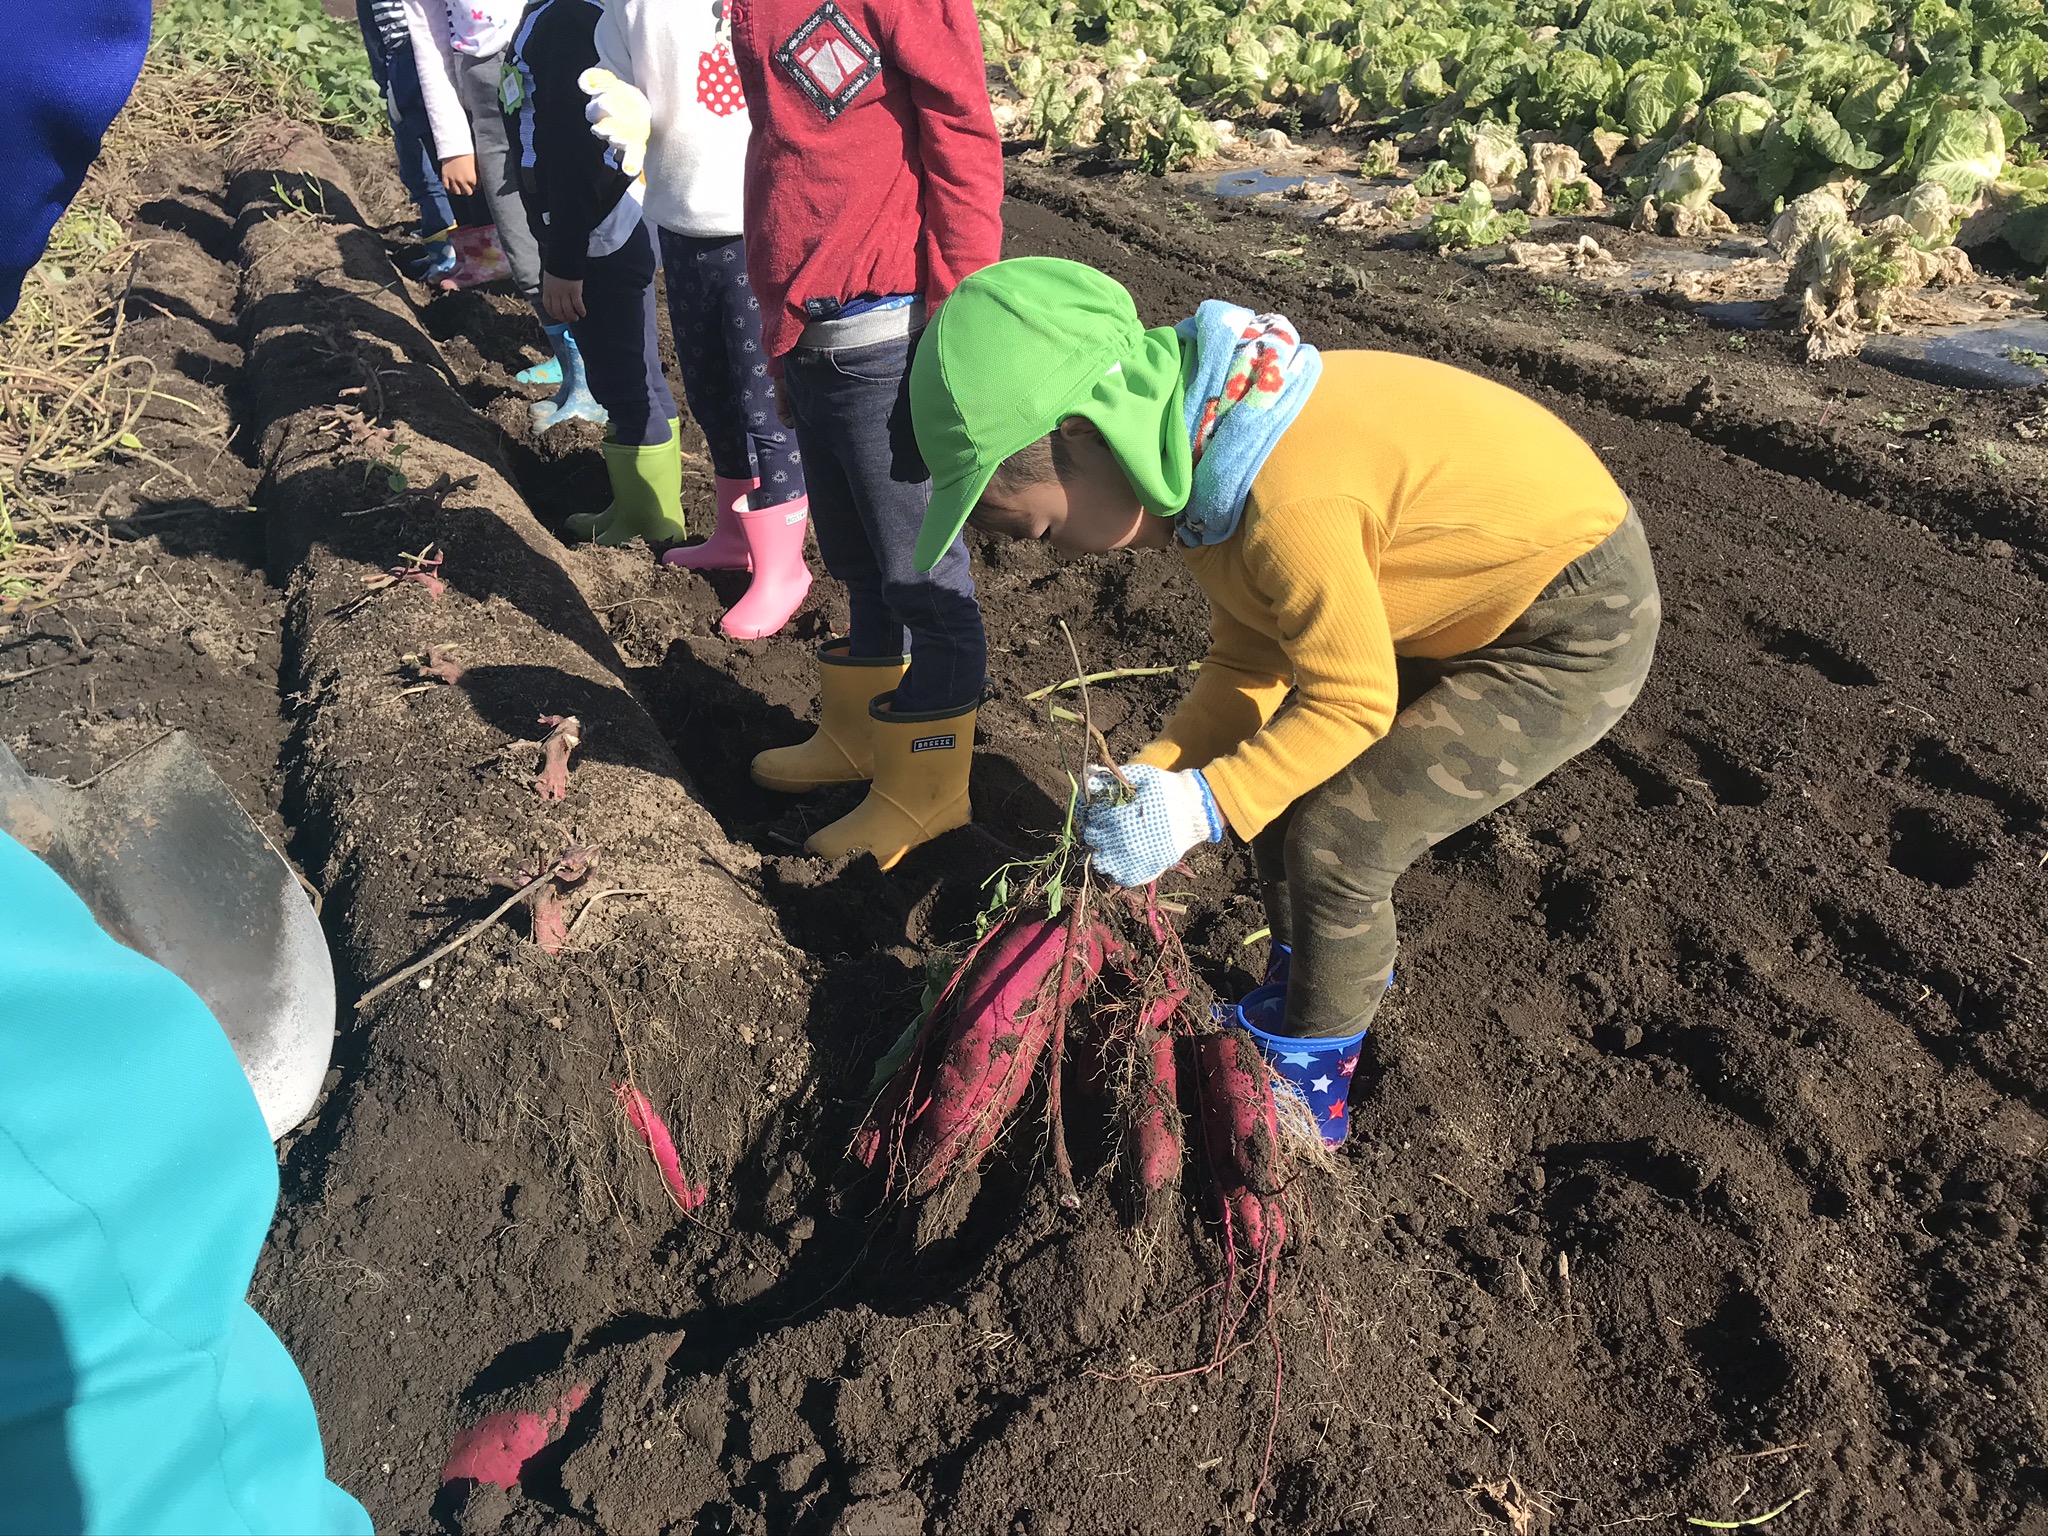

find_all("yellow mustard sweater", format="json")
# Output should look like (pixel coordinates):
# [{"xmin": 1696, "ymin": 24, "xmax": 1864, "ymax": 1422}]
[{"xmin": 1131, "ymin": 350, "xmax": 1629, "ymax": 839}]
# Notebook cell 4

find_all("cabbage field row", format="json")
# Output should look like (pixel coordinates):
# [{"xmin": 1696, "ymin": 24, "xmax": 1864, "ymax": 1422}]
[{"xmin": 981, "ymin": 0, "xmax": 2048, "ymax": 272}]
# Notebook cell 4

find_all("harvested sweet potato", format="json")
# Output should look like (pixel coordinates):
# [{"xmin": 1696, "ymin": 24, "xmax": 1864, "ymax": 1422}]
[
  {"xmin": 903, "ymin": 913, "xmax": 1113, "ymax": 1196},
  {"xmin": 1119, "ymin": 991, "xmax": 1186, "ymax": 1229},
  {"xmin": 1195, "ymin": 1029, "xmax": 1288, "ymax": 1265}
]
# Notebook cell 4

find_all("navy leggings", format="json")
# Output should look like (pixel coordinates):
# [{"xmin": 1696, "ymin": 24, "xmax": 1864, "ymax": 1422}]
[
  {"xmin": 570, "ymin": 221, "xmax": 676, "ymax": 448},
  {"xmin": 656, "ymin": 230, "xmax": 804, "ymax": 508},
  {"xmin": 780, "ymin": 329, "xmax": 986, "ymax": 715}
]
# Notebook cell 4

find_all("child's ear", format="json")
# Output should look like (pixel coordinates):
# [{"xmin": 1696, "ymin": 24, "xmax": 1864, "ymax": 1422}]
[{"xmin": 1055, "ymin": 415, "xmax": 1106, "ymax": 445}]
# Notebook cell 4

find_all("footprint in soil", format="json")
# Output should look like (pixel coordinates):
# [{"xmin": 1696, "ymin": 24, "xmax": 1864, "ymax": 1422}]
[
  {"xmin": 1538, "ymin": 866, "xmax": 1603, "ymax": 941},
  {"xmin": 1886, "ymin": 805, "xmax": 1988, "ymax": 889},
  {"xmin": 1684, "ymin": 1287, "xmax": 1795, "ymax": 1421},
  {"xmin": 1596, "ymin": 738, "xmax": 1685, "ymax": 809},
  {"xmin": 1677, "ymin": 731, "xmax": 1771, "ymax": 808},
  {"xmin": 1906, "ymin": 737, "xmax": 2047, "ymax": 836},
  {"xmin": 1753, "ymin": 621, "xmax": 1882, "ymax": 688}
]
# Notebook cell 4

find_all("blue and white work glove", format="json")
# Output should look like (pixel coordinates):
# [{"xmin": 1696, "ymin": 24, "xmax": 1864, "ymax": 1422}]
[{"xmin": 1079, "ymin": 764, "xmax": 1224, "ymax": 887}]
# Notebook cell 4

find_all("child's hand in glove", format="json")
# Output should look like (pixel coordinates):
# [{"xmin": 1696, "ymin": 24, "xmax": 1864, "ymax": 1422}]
[
  {"xmin": 1080, "ymin": 764, "xmax": 1223, "ymax": 887},
  {"xmin": 579, "ymin": 68, "xmax": 652, "ymax": 180}
]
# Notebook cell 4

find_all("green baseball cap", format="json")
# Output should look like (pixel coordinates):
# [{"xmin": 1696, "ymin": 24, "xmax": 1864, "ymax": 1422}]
[{"xmin": 910, "ymin": 257, "xmax": 1192, "ymax": 572}]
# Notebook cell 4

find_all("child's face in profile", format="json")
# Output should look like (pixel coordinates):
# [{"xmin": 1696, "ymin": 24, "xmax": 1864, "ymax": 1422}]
[{"xmin": 969, "ymin": 419, "xmax": 1170, "ymax": 555}]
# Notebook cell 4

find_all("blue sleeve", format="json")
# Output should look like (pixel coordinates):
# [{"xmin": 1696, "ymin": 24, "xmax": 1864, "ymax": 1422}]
[
  {"xmin": 0, "ymin": 0, "xmax": 153, "ymax": 320},
  {"xmin": 0, "ymin": 830, "xmax": 370, "ymax": 1536}
]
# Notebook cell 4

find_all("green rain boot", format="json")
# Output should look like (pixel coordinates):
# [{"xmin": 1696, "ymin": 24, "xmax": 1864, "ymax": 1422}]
[{"xmin": 565, "ymin": 423, "xmax": 686, "ymax": 546}]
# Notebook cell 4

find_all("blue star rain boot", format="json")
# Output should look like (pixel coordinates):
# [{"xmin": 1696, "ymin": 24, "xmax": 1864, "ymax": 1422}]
[{"xmin": 1236, "ymin": 984, "xmax": 1368, "ymax": 1146}]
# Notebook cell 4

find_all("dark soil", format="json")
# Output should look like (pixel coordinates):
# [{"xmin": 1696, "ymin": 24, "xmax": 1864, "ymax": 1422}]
[
  {"xmin": 3, "ymin": 144, "xmax": 291, "ymax": 859},
  {"xmin": 31, "ymin": 123, "xmax": 2048, "ymax": 1536}
]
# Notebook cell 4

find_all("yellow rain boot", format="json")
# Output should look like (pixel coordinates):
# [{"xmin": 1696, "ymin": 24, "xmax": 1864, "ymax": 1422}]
[
  {"xmin": 805, "ymin": 696, "xmax": 977, "ymax": 870},
  {"xmin": 750, "ymin": 642, "xmax": 908, "ymax": 792}
]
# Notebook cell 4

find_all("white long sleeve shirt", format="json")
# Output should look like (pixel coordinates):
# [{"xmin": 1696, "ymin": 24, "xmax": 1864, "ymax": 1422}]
[
  {"xmin": 440, "ymin": 0, "xmax": 522, "ymax": 57},
  {"xmin": 402, "ymin": 0, "xmax": 472, "ymax": 161},
  {"xmin": 593, "ymin": 0, "xmax": 749, "ymax": 238}
]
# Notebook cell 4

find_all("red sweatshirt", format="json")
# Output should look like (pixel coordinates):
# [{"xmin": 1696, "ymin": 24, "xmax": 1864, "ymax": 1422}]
[{"xmin": 727, "ymin": 0, "xmax": 1004, "ymax": 367}]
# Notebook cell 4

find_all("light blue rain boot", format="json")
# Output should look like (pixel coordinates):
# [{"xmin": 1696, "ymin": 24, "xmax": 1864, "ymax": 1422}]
[
  {"xmin": 408, "ymin": 236, "xmax": 456, "ymax": 284},
  {"xmin": 1236, "ymin": 984, "xmax": 1368, "ymax": 1146},
  {"xmin": 528, "ymin": 322, "xmax": 607, "ymax": 432}
]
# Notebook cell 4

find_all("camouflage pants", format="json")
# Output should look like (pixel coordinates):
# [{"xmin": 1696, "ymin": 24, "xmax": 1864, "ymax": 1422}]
[{"xmin": 1252, "ymin": 508, "xmax": 1661, "ymax": 1038}]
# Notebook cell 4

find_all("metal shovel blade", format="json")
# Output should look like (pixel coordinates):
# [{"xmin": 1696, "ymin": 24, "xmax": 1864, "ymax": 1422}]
[{"xmin": 0, "ymin": 733, "xmax": 335, "ymax": 1140}]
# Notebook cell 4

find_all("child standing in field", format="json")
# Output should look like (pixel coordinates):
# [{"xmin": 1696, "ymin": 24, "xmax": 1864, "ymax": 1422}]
[
  {"xmin": 908, "ymin": 257, "xmax": 1661, "ymax": 1142},
  {"xmin": 411, "ymin": 0, "xmax": 607, "ymax": 430},
  {"xmin": 503, "ymin": 0, "xmax": 688, "ymax": 545},
  {"xmin": 354, "ymin": 0, "xmax": 477, "ymax": 284},
  {"xmin": 579, "ymin": 0, "xmax": 813, "ymax": 636},
  {"xmin": 726, "ymin": 0, "xmax": 1004, "ymax": 868}
]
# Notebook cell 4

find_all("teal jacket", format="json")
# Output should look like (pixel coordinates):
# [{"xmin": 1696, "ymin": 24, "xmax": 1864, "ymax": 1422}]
[{"xmin": 0, "ymin": 829, "xmax": 369, "ymax": 1535}]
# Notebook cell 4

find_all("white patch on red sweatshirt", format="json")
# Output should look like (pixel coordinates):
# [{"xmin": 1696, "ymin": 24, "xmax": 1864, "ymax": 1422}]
[{"xmin": 773, "ymin": 2, "xmax": 881, "ymax": 120}]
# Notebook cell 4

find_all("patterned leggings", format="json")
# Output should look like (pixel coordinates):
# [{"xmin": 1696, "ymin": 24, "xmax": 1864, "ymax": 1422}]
[
  {"xmin": 1253, "ymin": 509, "xmax": 1661, "ymax": 1038},
  {"xmin": 655, "ymin": 229, "xmax": 804, "ymax": 508}
]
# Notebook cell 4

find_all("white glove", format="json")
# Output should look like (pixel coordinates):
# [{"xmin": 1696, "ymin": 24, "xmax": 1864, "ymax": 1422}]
[
  {"xmin": 1079, "ymin": 764, "xmax": 1223, "ymax": 887},
  {"xmin": 579, "ymin": 67, "xmax": 651, "ymax": 180}
]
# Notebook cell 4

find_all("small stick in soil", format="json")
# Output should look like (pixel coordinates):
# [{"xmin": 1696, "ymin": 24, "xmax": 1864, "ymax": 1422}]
[
  {"xmin": 564, "ymin": 886, "xmax": 674, "ymax": 942},
  {"xmin": 1721, "ymin": 1443, "xmax": 1807, "ymax": 1463},
  {"xmin": 356, "ymin": 849, "xmax": 588, "ymax": 1008},
  {"xmin": 0, "ymin": 646, "xmax": 93, "ymax": 685},
  {"xmin": 341, "ymin": 470, "xmax": 478, "ymax": 518},
  {"xmin": 1428, "ymin": 1171, "xmax": 1478, "ymax": 1203},
  {"xmin": 1058, "ymin": 619, "xmax": 1134, "ymax": 796},
  {"xmin": 57, "ymin": 728, "xmax": 176, "ymax": 789},
  {"xmin": 1023, "ymin": 664, "xmax": 1178, "ymax": 701},
  {"xmin": 1684, "ymin": 1489, "xmax": 1813, "ymax": 1529}
]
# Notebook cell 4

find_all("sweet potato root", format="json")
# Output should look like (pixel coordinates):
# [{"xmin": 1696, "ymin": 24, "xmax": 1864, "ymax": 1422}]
[
  {"xmin": 1196, "ymin": 1030, "xmax": 1288, "ymax": 1265},
  {"xmin": 614, "ymin": 1081, "xmax": 709, "ymax": 1212},
  {"xmin": 535, "ymin": 714, "xmax": 581, "ymax": 801},
  {"xmin": 1118, "ymin": 991, "xmax": 1186, "ymax": 1229},
  {"xmin": 903, "ymin": 914, "xmax": 1113, "ymax": 1197},
  {"xmin": 858, "ymin": 909, "xmax": 1115, "ymax": 1200},
  {"xmin": 441, "ymin": 1383, "xmax": 590, "ymax": 1488}
]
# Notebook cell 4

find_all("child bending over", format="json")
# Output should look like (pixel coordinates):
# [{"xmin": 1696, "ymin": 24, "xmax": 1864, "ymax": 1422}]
[{"xmin": 908, "ymin": 257, "xmax": 1661, "ymax": 1142}]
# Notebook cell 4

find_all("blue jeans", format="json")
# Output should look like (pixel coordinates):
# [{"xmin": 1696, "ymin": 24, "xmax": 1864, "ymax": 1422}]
[
  {"xmin": 571, "ymin": 222, "xmax": 676, "ymax": 448},
  {"xmin": 779, "ymin": 331, "xmax": 986, "ymax": 715},
  {"xmin": 354, "ymin": 0, "xmax": 479, "ymax": 238},
  {"xmin": 657, "ymin": 229, "xmax": 804, "ymax": 508}
]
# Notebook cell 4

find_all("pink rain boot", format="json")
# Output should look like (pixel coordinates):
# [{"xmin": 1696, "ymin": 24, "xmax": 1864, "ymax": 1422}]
[
  {"xmin": 661, "ymin": 476, "xmax": 756, "ymax": 572},
  {"xmin": 719, "ymin": 496, "xmax": 813, "ymax": 640}
]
